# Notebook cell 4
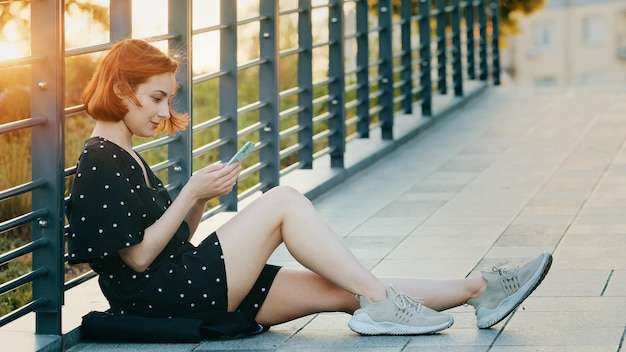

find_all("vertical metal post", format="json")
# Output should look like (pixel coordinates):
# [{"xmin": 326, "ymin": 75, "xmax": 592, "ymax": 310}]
[
  {"xmin": 328, "ymin": 0, "xmax": 346, "ymax": 167},
  {"xmin": 418, "ymin": 0, "xmax": 432, "ymax": 116},
  {"xmin": 259, "ymin": 0, "xmax": 281, "ymax": 186},
  {"xmin": 110, "ymin": 0, "xmax": 132, "ymax": 41},
  {"xmin": 219, "ymin": 0, "xmax": 240, "ymax": 209},
  {"xmin": 378, "ymin": 0, "xmax": 393, "ymax": 140},
  {"xmin": 490, "ymin": 0, "xmax": 501, "ymax": 85},
  {"xmin": 297, "ymin": 0, "xmax": 314, "ymax": 169},
  {"xmin": 30, "ymin": 0, "xmax": 64, "ymax": 335},
  {"xmin": 435, "ymin": 0, "xmax": 447, "ymax": 94},
  {"xmin": 465, "ymin": 0, "xmax": 476, "ymax": 80},
  {"xmin": 356, "ymin": 0, "xmax": 370, "ymax": 138},
  {"xmin": 168, "ymin": 0, "xmax": 192, "ymax": 199},
  {"xmin": 478, "ymin": 0, "xmax": 488, "ymax": 81},
  {"xmin": 451, "ymin": 0, "xmax": 463, "ymax": 96},
  {"xmin": 400, "ymin": 0, "xmax": 413, "ymax": 114}
]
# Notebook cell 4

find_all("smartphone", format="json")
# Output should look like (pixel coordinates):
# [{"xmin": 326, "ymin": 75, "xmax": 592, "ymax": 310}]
[{"xmin": 226, "ymin": 141, "xmax": 255, "ymax": 166}]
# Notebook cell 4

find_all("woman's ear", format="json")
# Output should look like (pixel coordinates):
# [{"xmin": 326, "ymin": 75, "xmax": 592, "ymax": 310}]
[{"xmin": 112, "ymin": 82, "xmax": 124, "ymax": 96}]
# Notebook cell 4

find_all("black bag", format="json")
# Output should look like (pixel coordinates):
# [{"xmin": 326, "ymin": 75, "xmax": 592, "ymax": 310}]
[{"xmin": 80, "ymin": 310, "xmax": 264, "ymax": 343}]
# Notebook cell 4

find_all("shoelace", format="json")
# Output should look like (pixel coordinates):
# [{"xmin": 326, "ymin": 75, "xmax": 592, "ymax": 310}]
[
  {"xmin": 485, "ymin": 261, "xmax": 522, "ymax": 295},
  {"xmin": 463, "ymin": 261, "xmax": 522, "ymax": 307},
  {"xmin": 390, "ymin": 286, "xmax": 424, "ymax": 313},
  {"xmin": 487, "ymin": 261, "xmax": 520, "ymax": 278},
  {"xmin": 354, "ymin": 285, "xmax": 426, "ymax": 313}
]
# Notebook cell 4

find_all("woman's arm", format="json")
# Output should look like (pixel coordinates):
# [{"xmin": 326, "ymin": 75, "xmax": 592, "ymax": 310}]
[
  {"xmin": 118, "ymin": 162, "xmax": 240, "ymax": 272},
  {"xmin": 119, "ymin": 189, "xmax": 197, "ymax": 272},
  {"xmin": 184, "ymin": 199, "xmax": 208, "ymax": 240}
]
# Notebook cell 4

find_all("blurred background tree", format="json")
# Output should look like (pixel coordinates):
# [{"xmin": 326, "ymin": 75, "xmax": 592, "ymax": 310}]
[
  {"xmin": 0, "ymin": 0, "xmax": 108, "ymax": 35},
  {"xmin": 366, "ymin": 0, "xmax": 547, "ymax": 38}
]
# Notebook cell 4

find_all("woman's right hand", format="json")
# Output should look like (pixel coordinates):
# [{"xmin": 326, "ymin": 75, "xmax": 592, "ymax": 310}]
[{"xmin": 184, "ymin": 162, "xmax": 241, "ymax": 202}]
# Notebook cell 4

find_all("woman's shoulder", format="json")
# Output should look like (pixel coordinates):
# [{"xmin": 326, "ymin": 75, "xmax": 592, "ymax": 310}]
[
  {"xmin": 78, "ymin": 137, "xmax": 138, "ymax": 174},
  {"xmin": 81, "ymin": 136, "xmax": 126, "ymax": 156}
]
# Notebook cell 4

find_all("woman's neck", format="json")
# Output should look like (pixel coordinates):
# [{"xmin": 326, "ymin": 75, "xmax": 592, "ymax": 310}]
[{"xmin": 91, "ymin": 120, "xmax": 133, "ymax": 152}]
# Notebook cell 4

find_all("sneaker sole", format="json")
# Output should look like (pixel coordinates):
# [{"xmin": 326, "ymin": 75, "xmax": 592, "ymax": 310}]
[
  {"xmin": 348, "ymin": 313, "xmax": 454, "ymax": 336},
  {"xmin": 476, "ymin": 252, "xmax": 553, "ymax": 329}
]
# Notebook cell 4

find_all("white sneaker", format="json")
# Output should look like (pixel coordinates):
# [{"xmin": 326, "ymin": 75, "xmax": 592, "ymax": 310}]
[
  {"xmin": 467, "ymin": 252, "xmax": 553, "ymax": 328},
  {"xmin": 348, "ymin": 285, "xmax": 454, "ymax": 335}
]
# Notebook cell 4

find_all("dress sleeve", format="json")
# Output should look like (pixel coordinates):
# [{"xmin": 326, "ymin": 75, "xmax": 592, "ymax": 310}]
[{"xmin": 67, "ymin": 141, "xmax": 147, "ymax": 264}]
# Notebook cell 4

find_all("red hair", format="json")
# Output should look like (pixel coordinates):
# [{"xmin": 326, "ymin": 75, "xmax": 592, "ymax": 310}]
[{"xmin": 81, "ymin": 39, "xmax": 188, "ymax": 135}]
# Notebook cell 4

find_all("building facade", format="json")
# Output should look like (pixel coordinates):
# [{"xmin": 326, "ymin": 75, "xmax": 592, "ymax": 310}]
[{"xmin": 504, "ymin": 0, "xmax": 626, "ymax": 87}]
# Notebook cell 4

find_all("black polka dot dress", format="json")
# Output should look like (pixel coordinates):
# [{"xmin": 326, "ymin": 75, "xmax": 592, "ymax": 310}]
[{"xmin": 67, "ymin": 137, "xmax": 280, "ymax": 321}]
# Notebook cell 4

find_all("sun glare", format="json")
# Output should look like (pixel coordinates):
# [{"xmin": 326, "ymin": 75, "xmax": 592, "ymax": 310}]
[
  {"xmin": 0, "ymin": 8, "xmax": 30, "ymax": 61},
  {"xmin": 0, "ymin": 0, "xmax": 224, "ymax": 71},
  {"xmin": 0, "ymin": 42, "xmax": 26, "ymax": 61}
]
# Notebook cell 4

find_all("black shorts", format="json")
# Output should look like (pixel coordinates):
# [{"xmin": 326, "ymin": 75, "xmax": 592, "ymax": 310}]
[
  {"xmin": 236, "ymin": 262, "xmax": 282, "ymax": 318},
  {"xmin": 205, "ymin": 231, "xmax": 282, "ymax": 318}
]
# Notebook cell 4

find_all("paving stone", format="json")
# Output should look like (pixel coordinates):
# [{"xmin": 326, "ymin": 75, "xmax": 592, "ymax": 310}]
[
  {"xmin": 493, "ymin": 325, "xmax": 624, "ymax": 348},
  {"xmin": 403, "ymin": 330, "xmax": 498, "ymax": 350},
  {"xmin": 603, "ymin": 269, "xmax": 626, "ymax": 297},
  {"xmin": 530, "ymin": 269, "xmax": 612, "ymax": 297}
]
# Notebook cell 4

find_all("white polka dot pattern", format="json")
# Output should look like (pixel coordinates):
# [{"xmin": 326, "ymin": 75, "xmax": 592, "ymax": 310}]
[{"xmin": 66, "ymin": 137, "xmax": 278, "ymax": 320}]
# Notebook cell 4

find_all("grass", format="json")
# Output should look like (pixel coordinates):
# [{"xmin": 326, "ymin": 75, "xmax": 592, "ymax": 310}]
[{"xmin": 0, "ymin": 72, "xmax": 34, "ymax": 314}]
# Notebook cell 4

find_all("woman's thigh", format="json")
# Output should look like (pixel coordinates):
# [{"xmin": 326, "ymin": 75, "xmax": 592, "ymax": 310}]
[
  {"xmin": 215, "ymin": 186, "xmax": 307, "ymax": 310},
  {"xmin": 215, "ymin": 188, "xmax": 288, "ymax": 310}
]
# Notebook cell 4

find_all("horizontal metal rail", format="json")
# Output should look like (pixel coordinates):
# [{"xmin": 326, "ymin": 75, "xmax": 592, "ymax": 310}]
[
  {"xmin": 0, "ymin": 297, "xmax": 49, "ymax": 327},
  {"xmin": 0, "ymin": 116, "xmax": 48, "ymax": 135},
  {"xmin": 64, "ymin": 33, "xmax": 180, "ymax": 57},
  {"xmin": 0, "ymin": 54, "xmax": 46, "ymax": 68},
  {"xmin": 0, "ymin": 238, "xmax": 47, "ymax": 267},
  {"xmin": 0, "ymin": 267, "xmax": 48, "ymax": 296},
  {"xmin": 0, "ymin": 178, "xmax": 48, "ymax": 203}
]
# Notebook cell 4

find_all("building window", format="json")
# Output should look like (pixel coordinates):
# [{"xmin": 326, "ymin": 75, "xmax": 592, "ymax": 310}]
[
  {"xmin": 533, "ymin": 76, "xmax": 557, "ymax": 88},
  {"xmin": 582, "ymin": 16, "xmax": 606, "ymax": 44},
  {"xmin": 533, "ymin": 22, "xmax": 554, "ymax": 51},
  {"xmin": 534, "ymin": 76, "xmax": 557, "ymax": 87},
  {"xmin": 580, "ymin": 72, "xmax": 606, "ymax": 85}
]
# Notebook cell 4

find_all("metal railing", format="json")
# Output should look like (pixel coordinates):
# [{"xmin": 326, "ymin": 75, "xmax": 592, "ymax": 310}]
[{"xmin": 0, "ymin": 0, "xmax": 500, "ymax": 336}]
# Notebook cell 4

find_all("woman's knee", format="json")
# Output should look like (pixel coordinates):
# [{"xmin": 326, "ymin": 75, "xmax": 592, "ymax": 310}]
[{"xmin": 264, "ymin": 185, "xmax": 311, "ymax": 208}]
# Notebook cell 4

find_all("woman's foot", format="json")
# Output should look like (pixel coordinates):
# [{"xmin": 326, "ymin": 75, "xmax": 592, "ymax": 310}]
[
  {"xmin": 348, "ymin": 284, "xmax": 454, "ymax": 335},
  {"xmin": 467, "ymin": 252, "xmax": 553, "ymax": 329}
]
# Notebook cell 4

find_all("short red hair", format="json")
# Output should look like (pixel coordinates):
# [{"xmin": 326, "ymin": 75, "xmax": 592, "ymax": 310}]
[{"xmin": 81, "ymin": 39, "xmax": 188, "ymax": 135}]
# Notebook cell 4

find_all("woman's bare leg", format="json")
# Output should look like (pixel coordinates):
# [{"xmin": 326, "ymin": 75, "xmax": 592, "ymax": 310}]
[
  {"xmin": 381, "ymin": 277, "xmax": 486, "ymax": 311},
  {"xmin": 254, "ymin": 268, "xmax": 358, "ymax": 326},
  {"xmin": 254, "ymin": 268, "xmax": 486, "ymax": 326},
  {"xmin": 215, "ymin": 186, "xmax": 388, "ymax": 310},
  {"xmin": 215, "ymin": 186, "xmax": 487, "ymax": 316}
]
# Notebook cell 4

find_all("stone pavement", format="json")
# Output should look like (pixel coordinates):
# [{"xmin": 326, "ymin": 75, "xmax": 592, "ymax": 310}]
[{"xmin": 62, "ymin": 84, "xmax": 626, "ymax": 351}]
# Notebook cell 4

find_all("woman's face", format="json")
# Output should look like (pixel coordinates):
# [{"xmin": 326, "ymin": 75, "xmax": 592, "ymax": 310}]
[{"xmin": 122, "ymin": 73, "xmax": 176, "ymax": 138}]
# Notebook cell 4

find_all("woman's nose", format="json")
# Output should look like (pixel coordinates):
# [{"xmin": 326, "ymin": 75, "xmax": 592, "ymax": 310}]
[{"xmin": 158, "ymin": 104, "xmax": 170, "ymax": 119}]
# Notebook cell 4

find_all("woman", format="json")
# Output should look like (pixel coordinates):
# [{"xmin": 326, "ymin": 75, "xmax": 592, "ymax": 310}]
[{"xmin": 67, "ymin": 39, "xmax": 552, "ymax": 337}]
